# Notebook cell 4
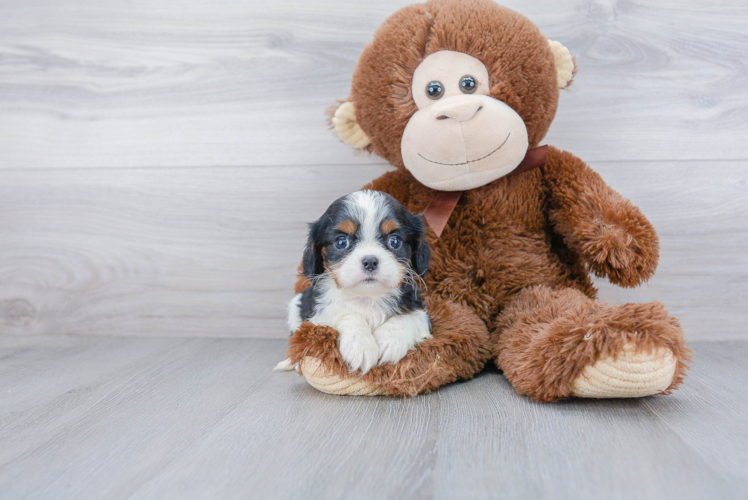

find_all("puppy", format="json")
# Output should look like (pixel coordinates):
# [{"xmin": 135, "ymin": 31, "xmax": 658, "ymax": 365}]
[{"xmin": 276, "ymin": 190, "xmax": 432, "ymax": 374}]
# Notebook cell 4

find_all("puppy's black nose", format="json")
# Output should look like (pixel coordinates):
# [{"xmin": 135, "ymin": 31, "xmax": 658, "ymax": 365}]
[{"xmin": 362, "ymin": 256, "xmax": 379, "ymax": 272}]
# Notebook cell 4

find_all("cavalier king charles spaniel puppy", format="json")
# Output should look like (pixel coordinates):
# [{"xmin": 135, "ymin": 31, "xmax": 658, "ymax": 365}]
[{"xmin": 276, "ymin": 190, "xmax": 432, "ymax": 374}]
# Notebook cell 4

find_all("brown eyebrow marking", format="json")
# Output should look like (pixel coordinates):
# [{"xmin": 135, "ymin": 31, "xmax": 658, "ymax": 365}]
[
  {"xmin": 381, "ymin": 219, "xmax": 400, "ymax": 234},
  {"xmin": 336, "ymin": 219, "xmax": 358, "ymax": 235}
]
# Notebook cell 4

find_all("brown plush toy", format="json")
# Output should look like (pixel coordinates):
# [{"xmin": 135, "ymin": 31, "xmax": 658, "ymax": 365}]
[{"xmin": 287, "ymin": 0, "xmax": 691, "ymax": 401}]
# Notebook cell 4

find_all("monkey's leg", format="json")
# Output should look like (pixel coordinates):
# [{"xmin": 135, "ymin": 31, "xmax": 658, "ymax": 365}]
[
  {"xmin": 287, "ymin": 297, "xmax": 491, "ymax": 397},
  {"xmin": 492, "ymin": 285, "xmax": 690, "ymax": 402}
]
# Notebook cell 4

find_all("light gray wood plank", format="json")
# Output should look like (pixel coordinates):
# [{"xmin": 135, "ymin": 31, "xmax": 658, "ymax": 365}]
[
  {"xmin": 0, "ymin": 337, "xmax": 745, "ymax": 499},
  {"xmin": 430, "ymin": 373, "xmax": 739, "ymax": 500},
  {"xmin": 0, "ymin": 0, "xmax": 746, "ymax": 169},
  {"xmin": 431, "ymin": 344, "xmax": 748, "ymax": 499},
  {"xmin": 0, "ymin": 335, "xmax": 184, "ymax": 418},
  {"xmin": 0, "ymin": 163, "xmax": 390, "ymax": 338},
  {"xmin": 0, "ymin": 160, "xmax": 745, "ymax": 340},
  {"xmin": 642, "ymin": 341, "xmax": 748, "ymax": 485},
  {"xmin": 0, "ymin": 337, "xmax": 283, "ymax": 499}
]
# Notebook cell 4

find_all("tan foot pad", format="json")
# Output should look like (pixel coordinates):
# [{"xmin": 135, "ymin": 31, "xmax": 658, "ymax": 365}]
[
  {"xmin": 299, "ymin": 357, "xmax": 385, "ymax": 396},
  {"xmin": 572, "ymin": 343, "xmax": 677, "ymax": 398}
]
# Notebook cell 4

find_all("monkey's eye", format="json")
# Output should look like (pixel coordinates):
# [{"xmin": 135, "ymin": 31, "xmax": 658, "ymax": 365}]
[
  {"xmin": 426, "ymin": 81, "xmax": 444, "ymax": 100},
  {"xmin": 387, "ymin": 235, "xmax": 403, "ymax": 250},
  {"xmin": 334, "ymin": 235, "xmax": 350, "ymax": 250},
  {"xmin": 460, "ymin": 75, "xmax": 477, "ymax": 94}
]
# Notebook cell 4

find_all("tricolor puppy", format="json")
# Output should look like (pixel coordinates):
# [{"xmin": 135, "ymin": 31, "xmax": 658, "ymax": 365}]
[{"xmin": 277, "ymin": 190, "xmax": 432, "ymax": 374}]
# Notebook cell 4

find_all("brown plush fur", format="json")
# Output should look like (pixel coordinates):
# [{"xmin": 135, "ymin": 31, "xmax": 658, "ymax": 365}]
[{"xmin": 289, "ymin": 0, "xmax": 690, "ymax": 400}]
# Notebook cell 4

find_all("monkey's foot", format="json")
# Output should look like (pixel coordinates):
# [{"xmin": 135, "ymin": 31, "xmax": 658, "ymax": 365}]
[
  {"xmin": 494, "ymin": 287, "xmax": 691, "ymax": 402},
  {"xmin": 299, "ymin": 357, "xmax": 385, "ymax": 396},
  {"xmin": 286, "ymin": 298, "xmax": 491, "ymax": 397},
  {"xmin": 571, "ymin": 342, "xmax": 677, "ymax": 398}
]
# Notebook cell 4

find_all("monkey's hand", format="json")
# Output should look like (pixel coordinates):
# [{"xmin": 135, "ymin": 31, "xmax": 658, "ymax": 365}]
[{"xmin": 543, "ymin": 147, "xmax": 659, "ymax": 288}]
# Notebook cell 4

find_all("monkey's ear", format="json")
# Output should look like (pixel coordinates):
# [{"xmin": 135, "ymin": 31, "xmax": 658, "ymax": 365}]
[
  {"xmin": 330, "ymin": 101, "xmax": 371, "ymax": 149},
  {"xmin": 548, "ymin": 40, "xmax": 576, "ymax": 89}
]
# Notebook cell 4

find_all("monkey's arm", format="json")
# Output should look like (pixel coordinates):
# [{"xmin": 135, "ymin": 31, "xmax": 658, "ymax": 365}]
[{"xmin": 542, "ymin": 146, "xmax": 659, "ymax": 288}]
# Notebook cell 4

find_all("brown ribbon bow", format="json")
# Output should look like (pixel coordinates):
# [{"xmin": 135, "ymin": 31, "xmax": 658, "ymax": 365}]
[{"xmin": 422, "ymin": 145, "xmax": 548, "ymax": 237}]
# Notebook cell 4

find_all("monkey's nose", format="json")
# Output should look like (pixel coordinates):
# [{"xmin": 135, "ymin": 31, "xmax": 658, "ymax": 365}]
[{"xmin": 431, "ymin": 97, "xmax": 483, "ymax": 122}]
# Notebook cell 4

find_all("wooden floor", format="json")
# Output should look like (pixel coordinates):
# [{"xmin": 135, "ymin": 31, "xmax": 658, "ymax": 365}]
[
  {"xmin": 1, "ymin": 0, "xmax": 747, "ymax": 498},
  {"xmin": 0, "ymin": 336, "xmax": 745, "ymax": 500}
]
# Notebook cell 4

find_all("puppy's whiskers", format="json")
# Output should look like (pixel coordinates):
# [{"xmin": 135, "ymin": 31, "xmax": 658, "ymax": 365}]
[
  {"xmin": 307, "ymin": 272, "xmax": 329, "ymax": 287},
  {"xmin": 398, "ymin": 258, "xmax": 427, "ymax": 294}
]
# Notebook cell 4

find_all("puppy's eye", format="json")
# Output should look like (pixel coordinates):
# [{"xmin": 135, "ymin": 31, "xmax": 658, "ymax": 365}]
[
  {"xmin": 459, "ymin": 75, "xmax": 477, "ymax": 94},
  {"xmin": 426, "ymin": 81, "xmax": 444, "ymax": 100},
  {"xmin": 334, "ymin": 235, "xmax": 350, "ymax": 250},
  {"xmin": 387, "ymin": 235, "xmax": 402, "ymax": 250}
]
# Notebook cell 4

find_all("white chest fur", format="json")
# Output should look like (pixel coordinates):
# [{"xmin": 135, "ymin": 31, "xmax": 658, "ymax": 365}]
[{"xmin": 308, "ymin": 277, "xmax": 401, "ymax": 330}]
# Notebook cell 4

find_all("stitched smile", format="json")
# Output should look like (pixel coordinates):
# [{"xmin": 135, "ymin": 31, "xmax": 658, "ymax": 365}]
[{"xmin": 417, "ymin": 133, "xmax": 511, "ymax": 166}]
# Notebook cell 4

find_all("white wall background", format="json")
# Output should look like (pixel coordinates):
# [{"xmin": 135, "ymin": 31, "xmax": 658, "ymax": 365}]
[{"xmin": 0, "ymin": 0, "xmax": 746, "ymax": 340}]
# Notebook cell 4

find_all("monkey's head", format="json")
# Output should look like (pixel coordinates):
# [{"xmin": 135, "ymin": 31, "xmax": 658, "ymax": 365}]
[{"xmin": 331, "ymin": 0, "xmax": 575, "ymax": 191}]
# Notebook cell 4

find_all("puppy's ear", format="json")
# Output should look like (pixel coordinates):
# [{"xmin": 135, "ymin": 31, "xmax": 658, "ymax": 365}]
[
  {"xmin": 301, "ymin": 218, "xmax": 326, "ymax": 278},
  {"xmin": 301, "ymin": 244, "xmax": 319, "ymax": 279},
  {"xmin": 413, "ymin": 236, "xmax": 431, "ymax": 278},
  {"xmin": 407, "ymin": 213, "xmax": 431, "ymax": 277}
]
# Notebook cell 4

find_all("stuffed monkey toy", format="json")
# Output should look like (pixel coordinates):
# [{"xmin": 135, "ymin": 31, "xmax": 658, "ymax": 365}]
[{"xmin": 287, "ymin": 0, "xmax": 690, "ymax": 401}]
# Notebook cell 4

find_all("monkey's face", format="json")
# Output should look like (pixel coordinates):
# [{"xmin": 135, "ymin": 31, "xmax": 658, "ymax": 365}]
[
  {"xmin": 333, "ymin": 1, "xmax": 576, "ymax": 191},
  {"xmin": 401, "ymin": 51, "xmax": 529, "ymax": 191}
]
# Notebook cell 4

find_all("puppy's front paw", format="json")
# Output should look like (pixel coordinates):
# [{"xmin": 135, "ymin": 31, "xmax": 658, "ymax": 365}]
[
  {"xmin": 374, "ymin": 310, "xmax": 432, "ymax": 366},
  {"xmin": 339, "ymin": 327, "xmax": 379, "ymax": 375},
  {"xmin": 374, "ymin": 321, "xmax": 412, "ymax": 366}
]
